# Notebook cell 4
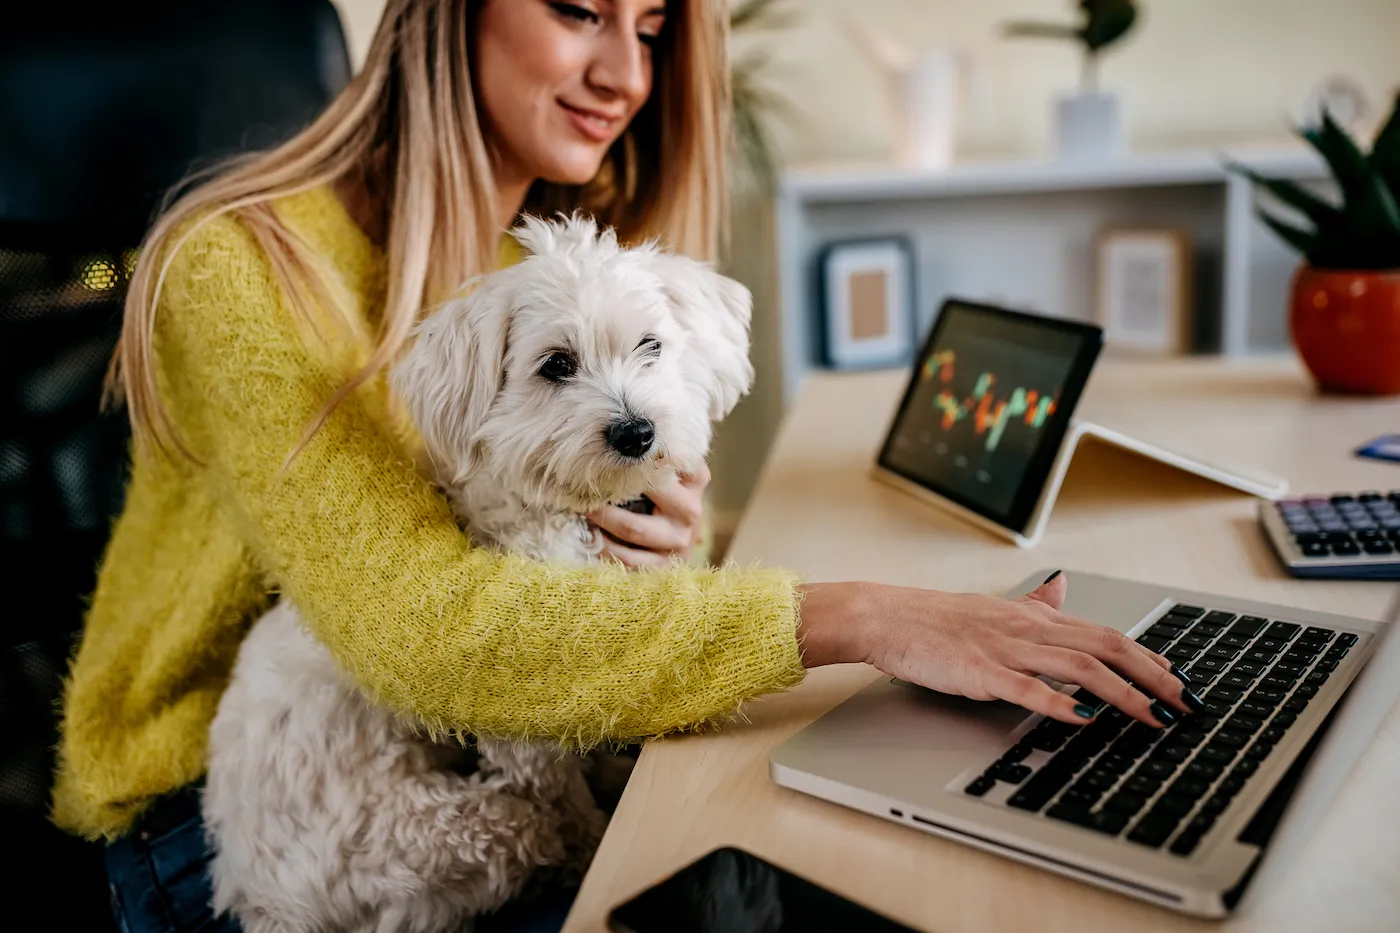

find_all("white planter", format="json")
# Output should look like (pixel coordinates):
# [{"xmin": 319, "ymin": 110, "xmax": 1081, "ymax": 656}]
[{"xmin": 1055, "ymin": 92, "xmax": 1125, "ymax": 161}]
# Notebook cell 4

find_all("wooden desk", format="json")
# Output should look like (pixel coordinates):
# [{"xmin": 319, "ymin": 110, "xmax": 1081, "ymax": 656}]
[{"xmin": 565, "ymin": 358, "xmax": 1400, "ymax": 933}]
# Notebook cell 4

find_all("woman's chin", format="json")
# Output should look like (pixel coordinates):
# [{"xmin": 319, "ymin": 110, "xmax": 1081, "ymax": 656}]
[{"xmin": 533, "ymin": 149, "xmax": 612, "ymax": 188}]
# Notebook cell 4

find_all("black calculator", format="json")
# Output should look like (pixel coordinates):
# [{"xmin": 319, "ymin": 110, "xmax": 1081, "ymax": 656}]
[{"xmin": 1259, "ymin": 491, "xmax": 1400, "ymax": 579}]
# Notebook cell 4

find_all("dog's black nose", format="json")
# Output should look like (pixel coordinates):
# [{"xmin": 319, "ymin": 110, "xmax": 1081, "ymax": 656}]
[{"xmin": 606, "ymin": 418, "xmax": 655, "ymax": 459}]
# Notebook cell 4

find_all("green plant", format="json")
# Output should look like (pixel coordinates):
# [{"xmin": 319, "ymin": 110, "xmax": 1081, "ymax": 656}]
[
  {"xmin": 730, "ymin": 0, "xmax": 793, "ymax": 195},
  {"xmin": 1228, "ymin": 95, "xmax": 1400, "ymax": 271},
  {"xmin": 1002, "ymin": 0, "xmax": 1138, "ymax": 93}
]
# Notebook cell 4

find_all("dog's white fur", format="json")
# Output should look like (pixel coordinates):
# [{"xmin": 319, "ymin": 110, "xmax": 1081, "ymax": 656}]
[{"xmin": 203, "ymin": 215, "xmax": 754, "ymax": 933}]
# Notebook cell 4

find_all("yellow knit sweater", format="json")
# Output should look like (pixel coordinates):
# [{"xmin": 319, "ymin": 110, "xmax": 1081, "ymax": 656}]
[{"xmin": 53, "ymin": 187, "xmax": 805, "ymax": 841}]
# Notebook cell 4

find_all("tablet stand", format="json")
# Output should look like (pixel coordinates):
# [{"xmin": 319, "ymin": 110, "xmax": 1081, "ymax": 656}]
[{"xmin": 872, "ymin": 419, "xmax": 1288, "ymax": 548}]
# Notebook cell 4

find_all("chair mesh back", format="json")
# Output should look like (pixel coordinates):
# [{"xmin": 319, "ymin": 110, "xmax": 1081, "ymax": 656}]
[{"xmin": 0, "ymin": 2, "xmax": 350, "ymax": 923}]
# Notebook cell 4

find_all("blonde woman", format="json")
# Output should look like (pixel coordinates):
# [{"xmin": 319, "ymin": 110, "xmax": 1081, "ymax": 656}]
[{"xmin": 55, "ymin": 1, "xmax": 1198, "ymax": 930}]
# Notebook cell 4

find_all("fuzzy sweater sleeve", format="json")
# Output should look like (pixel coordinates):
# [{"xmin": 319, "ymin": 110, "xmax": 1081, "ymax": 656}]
[{"xmin": 155, "ymin": 216, "xmax": 805, "ymax": 745}]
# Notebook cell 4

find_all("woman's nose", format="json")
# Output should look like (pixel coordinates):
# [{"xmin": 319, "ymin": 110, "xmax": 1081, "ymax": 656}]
[{"xmin": 586, "ymin": 29, "xmax": 650, "ymax": 106}]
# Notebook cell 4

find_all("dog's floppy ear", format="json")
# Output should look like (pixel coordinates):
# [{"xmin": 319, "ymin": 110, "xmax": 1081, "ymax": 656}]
[
  {"xmin": 391, "ymin": 275, "xmax": 511, "ymax": 482},
  {"xmin": 647, "ymin": 252, "xmax": 755, "ymax": 420}
]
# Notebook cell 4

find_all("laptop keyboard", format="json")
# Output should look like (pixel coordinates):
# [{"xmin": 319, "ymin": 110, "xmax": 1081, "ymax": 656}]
[{"xmin": 963, "ymin": 604, "xmax": 1356, "ymax": 856}]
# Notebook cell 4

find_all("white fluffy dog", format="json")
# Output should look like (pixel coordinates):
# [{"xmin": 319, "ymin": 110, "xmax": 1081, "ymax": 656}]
[{"xmin": 203, "ymin": 214, "xmax": 754, "ymax": 933}]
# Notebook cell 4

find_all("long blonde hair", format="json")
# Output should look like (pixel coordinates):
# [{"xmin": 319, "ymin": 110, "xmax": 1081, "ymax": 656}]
[{"xmin": 110, "ymin": 0, "xmax": 731, "ymax": 459}]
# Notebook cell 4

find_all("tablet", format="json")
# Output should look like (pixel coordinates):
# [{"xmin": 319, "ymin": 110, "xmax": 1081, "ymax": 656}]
[{"xmin": 875, "ymin": 299, "xmax": 1103, "ymax": 536}]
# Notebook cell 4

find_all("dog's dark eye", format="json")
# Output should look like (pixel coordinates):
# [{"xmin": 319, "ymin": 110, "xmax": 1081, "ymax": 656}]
[
  {"xmin": 538, "ymin": 350, "xmax": 577, "ymax": 383},
  {"xmin": 637, "ymin": 336, "xmax": 661, "ymax": 360}
]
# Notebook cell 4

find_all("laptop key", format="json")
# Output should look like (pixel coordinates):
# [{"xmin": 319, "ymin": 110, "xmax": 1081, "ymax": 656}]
[
  {"xmin": 1124, "ymin": 774, "xmax": 1164, "ymax": 797},
  {"xmin": 1217, "ymin": 633, "xmax": 1251, "ymax": 649},
  {"xmin": 1153, "ymin": 795, "xmax": 1195, "ymax": 817},
  {"xmin": 1205, "ymin": 646, "xmax": 1239, "ymax": 660},
  {"xmin": 1237, "ymin": 700, "xmax": 1273, "ymax": 718},
  {"xmin": 991, "ymin": 762, "xmax": 1032, "ymax": 784},
  {"xmin": 1200, "ymin": 610, "xmax": 1233, "ymax": 625},
  {"xmin": 1137, "ymin": 634, "xmax": 1172, "ymax": 653},
  {"xmin": 1225, "ymin": 714, "xmax": 1264, "ymax": 734},
  {"xmin": 965, "ymin": 775, "xmax": 996, "ymax": 796},
  {"xmin": 1173, "ymin": 605, "xmax": 1207, "ymax": 619},
  {"xmin": 1232, "ymin": 758, "xmax": 1259, "ymax": 778},
  {"xmin": 1272, "ymin": 711, "xmax": 1298, "ymax": 729},
  {"xmin": 1008, "ymin": 767, "xmax": 1075, "ymax": 811},
  {"xmin": 1167, "ymin": 646, "xmax": 1201, "ymax": 664},
  {"xmin": 1210, "ymin": 731, "xmax": 1248, "ymax": 749},
  {"xmin": 1193, "ymin": 622, "xmax": 1226, "ymax": 637},
  {"xmin": 1219, "ymin": 672, "xmax": 1255, "ymax": 690},
  {"xmin": 1295, "ymin": 684, "xmax": 1319, "ymax": 699},
  {"xmin": 1045, "ymin": 803, "xmax": 1095, "ymax": 827},
  {"xmin": 1207, "ymin": 685, "xmax": 1244, "ymax": 703},
  {"xmin": 1091, "ymin": 810, "xmax": 1130, "ymax": 835},
  {"xmin": 1230, "ymin": 659, "xmax": 1267, "ymax": 676},
  {"xmin": 1185, "ymin": 759, "xmax": 1224, "ymax": 780},
  {"xmin": 1178, "ymin": 633, "xmax": 1212, "ymax": 649},
  {"xmin": 1104, "ymin": 792, "xmax": 1147, "ymax": 814},
  {"xmin": 1168, "ymin": 776, "xmax": 1211, "ymax": 798},
  {"xmin": 1141, "ymin": 760, "xmax": 1177, "ymax": 780},
  {"xmin": 1247, "ymin": 687, "xmax": 1286, "ymax": 705},
  {"xmin": 1283, "ymin": 696, "xmax": 1310, "ymax": 713},
  {"xmin": 1001, "ymin": 742, "xmax": 1034, "ymax": 763},
  {"xmin": 1244, "ymin": 742, "xmax": 1273, "ymax": 762},
  {"xmin": 1200, "ymin": 794, "xmax": 1231, "ymax": 816},
  {"xmin": 1128, "ymin": 813, "xmax": 1180, "ymax": 848},
  {"xmin": 1199, "ymin": 744, "xmax": 1238, "ymax": 763},
  {"xmin": 1337, "ymin": 633, "xmax": 1358, "ymax": 648},
  {"xmin": 1202, "ymin": 697, "xmax": 1234, "ymax": 717},
  {"xmin": 1229, "ymin": 616, "xmax": 1268, "ymax": 637},
  {"xmin": 1266, "ymin": 622, "xmax": 1300, "ymax": 641}
]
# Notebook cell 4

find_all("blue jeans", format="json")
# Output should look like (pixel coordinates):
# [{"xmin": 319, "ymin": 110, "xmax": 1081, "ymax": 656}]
[
  {"xmin": 104, "ymin": 784, "xmax": 238, "ymax": 933},
  {"xmin": 105, "ymin": 783, "xmax": 574, "ymax": 933}
]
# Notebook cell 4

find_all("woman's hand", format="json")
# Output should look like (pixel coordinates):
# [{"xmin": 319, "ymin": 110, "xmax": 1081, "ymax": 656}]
[
  {"xmin": 587, "ymin": 463, "xmax": 710, "ymax": 569},
  {"xmin": 797, "ymin": 572, "xmax": 1201, "ymax": 728}
]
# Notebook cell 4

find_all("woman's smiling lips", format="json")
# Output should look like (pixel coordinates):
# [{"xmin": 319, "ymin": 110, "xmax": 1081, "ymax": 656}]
[{"xmin": 558, "ymin": 99, "xmax": 623, "ymax": 143}]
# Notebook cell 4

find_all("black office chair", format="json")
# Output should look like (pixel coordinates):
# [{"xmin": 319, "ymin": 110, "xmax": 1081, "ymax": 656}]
[{"xmin": 0, "ymin": 2, "xmax": 350, "ymax": 926}]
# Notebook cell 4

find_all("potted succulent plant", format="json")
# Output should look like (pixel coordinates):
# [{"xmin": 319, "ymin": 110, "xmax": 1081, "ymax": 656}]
[
  {"xmin": 1003, "ymin": 0, "xmax": 1139, "ymax": 160},
  {"xmin": 1229, "ymin": 95, "xmax": 1400, "ymax": 395}
]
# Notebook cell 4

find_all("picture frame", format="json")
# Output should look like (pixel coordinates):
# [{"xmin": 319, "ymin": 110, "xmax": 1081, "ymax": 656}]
[
  {"xmin": 818, "ymin": 236, "xmax": 917, "ymax": 370},
  {"xmin": 1094, "ymin": 227, "xmax": 1193, "ymax": 355}
]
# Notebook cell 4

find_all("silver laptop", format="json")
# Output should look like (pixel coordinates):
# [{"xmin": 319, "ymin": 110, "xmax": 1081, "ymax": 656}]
[{"xmin": 771, "ymin": 570, "xmax": 1400, "ymax": 917}]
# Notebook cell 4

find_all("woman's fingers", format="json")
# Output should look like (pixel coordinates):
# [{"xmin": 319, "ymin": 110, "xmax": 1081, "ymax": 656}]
[
  {"xmin": 984, "ymin": 668, "xmax": 1099, "ymax": 725},
  {"xmin": 1039, "ymin": 622, "xmax": 1199, "ymax": 716},
  {"xmin": 1011, "ymin": 645, "xmax": 1171, "ymax": 726},
  {"xmin": 598, "ymin": 536, "xmax": 672, "ymax": 569},
  {"xmin": 588, "ymin": 505, "xmax": 691, "ymax": 554}
]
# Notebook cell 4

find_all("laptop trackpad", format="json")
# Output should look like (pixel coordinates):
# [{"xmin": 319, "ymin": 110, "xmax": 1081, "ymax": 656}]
[{"xmin": 771, "ymin": 679, "xmax": 1037, "ymax": 803}]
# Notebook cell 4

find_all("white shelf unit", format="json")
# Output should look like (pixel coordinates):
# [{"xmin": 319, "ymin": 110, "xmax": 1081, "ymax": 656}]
[{"xmin": 773, "ymin": 147, "xmax": 1329, "ymax": 408}]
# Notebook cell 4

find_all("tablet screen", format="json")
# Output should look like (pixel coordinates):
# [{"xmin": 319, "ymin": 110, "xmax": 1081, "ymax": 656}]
[{"xmin": 877, "ymin": 300, "xmax": 1103, "ymax": 534}]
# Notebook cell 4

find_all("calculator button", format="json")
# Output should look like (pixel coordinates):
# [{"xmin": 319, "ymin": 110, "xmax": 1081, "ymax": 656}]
[
  {"xmin": 1346, "ymin": 518, "xmax": 1378, "ymax": 531},
  {"xmin": 1330, "ymin": 494, "xmax": 1356, "ymax": 505},
  {"xmin": 1359, "ymin": 492, "xmax": 1383, "ymax": 502},
  {"xmin": 1331, "ymin": 539, "xmax": 1361, "ymax": 556},
  {"xmin": 1299, "ymin": 542, "xmax": 1330, "ymax": 558},
  {"xmin": 1362, "ymin": 539, "xmax": 1394, "ymax": 555}
]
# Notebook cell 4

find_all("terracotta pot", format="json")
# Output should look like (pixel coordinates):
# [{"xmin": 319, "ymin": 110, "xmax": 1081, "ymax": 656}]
[{"xmin": 1290, "ymin": 266, "xmax": 1400, "ymax": 395}]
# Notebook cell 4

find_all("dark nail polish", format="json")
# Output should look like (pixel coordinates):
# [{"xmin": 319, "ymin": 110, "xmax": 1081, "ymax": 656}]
[
  {"xmin": 1148, "ymin": 700, "xmax": 1178, "ymax": 726},
  {"xmin": 1171, "ymin": 665, "xmax": 1192, "ymax": 686},
  {"xmin": 1073, "ymin": 702, "xmax": 1098, "ymax": 719},
  {"xmin": 1181, "ymin": 687, "xmax": 1206, "ymax": 713},
  {"xmin": 1043, "ymin": 570, "xmax": 1062, "ymax": 585}
]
